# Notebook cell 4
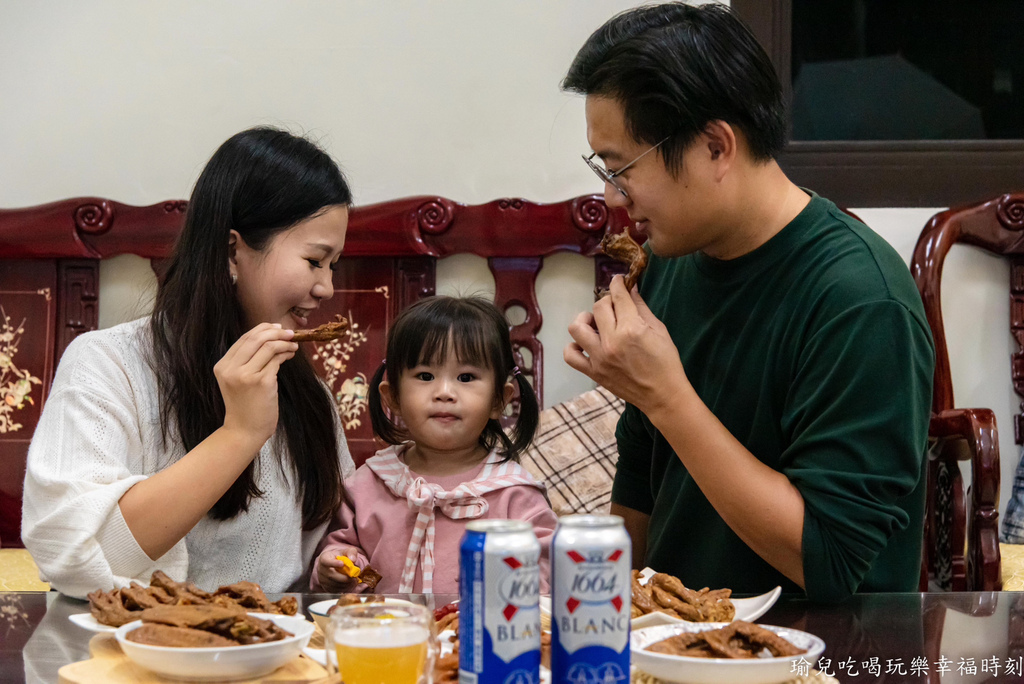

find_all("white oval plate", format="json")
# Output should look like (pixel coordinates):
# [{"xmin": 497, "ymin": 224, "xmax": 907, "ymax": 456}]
[
  {"xmin": 631, "ymin": 622, "xmax": 825, "ymax": 684},
  {"xmin": 631, "ymin": 568, "xmax": 781, "ymax": 628},
  {"xmin": 115, "ymin": 612, "xmax": 314, "ymax": 682},
  {"xmin": 68, "ymin": 613, "xmax": 117, "ymax": 633}
]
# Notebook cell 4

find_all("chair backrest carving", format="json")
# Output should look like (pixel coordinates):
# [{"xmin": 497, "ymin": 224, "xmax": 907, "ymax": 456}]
[
  {"xmin": 0, "ymin": 195, "xmax": 634, "ymax": 546},
  {"xmin": 913, "ymin": 193, "xmax": 1024, "ymax": 430},
  {"xmin": 910, "ymin": 193, "xmax": 1023, "ymax": 591}
]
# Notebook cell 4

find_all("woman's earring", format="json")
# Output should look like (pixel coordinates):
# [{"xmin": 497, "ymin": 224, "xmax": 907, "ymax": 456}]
[{"xmin": 231, "ymin": 272, "xmax": 238, "ymax": 285}]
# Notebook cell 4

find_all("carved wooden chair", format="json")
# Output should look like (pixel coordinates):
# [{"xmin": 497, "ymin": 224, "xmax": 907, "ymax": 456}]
[
  {"xmin": 910, "ymin": 193, "xmax": 1024, "ymax": 591},
  {"xmin": 0, "ymin": 195, "xmax": 633, "ymax": 547}
]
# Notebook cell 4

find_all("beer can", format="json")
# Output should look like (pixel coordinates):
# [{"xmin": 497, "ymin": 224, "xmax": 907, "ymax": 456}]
[
  {"xmin": 459, "ymin": 519, "xmax": 542, "ymax": 684},
  {"xmin": 550, "ymin": 514, "xmax": 631, "ymax": 684}
]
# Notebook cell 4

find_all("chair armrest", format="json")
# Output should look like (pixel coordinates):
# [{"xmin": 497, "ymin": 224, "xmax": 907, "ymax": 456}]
[{"xmin": 930, "ymin": 408, "xmax": 1002, "ymax": 591}]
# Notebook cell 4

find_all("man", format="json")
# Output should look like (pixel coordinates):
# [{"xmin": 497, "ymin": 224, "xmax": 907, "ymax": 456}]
[{"xmin": 562, "ymin": 3, "xmax": 934, "ymax": 603}]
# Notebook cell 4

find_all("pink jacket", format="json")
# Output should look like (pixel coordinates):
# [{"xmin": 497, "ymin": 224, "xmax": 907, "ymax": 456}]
[{"xmin": 312, "ymin": 444, "xmax": 558, "ymax": 595}]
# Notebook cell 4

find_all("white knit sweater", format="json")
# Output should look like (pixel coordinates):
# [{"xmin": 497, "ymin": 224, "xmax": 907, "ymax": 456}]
[{"xmin": 21, "ymin": 317, "xmax": 354, "ymax": 599}]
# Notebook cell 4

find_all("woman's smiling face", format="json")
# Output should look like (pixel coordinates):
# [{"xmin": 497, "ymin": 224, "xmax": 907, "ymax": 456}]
[{"xmin": 231, "ymin": 205, "xmax": 348, "ymax": 330}]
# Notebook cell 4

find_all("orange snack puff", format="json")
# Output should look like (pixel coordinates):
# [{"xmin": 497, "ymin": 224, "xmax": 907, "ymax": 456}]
[{"xmin": 335, "ymin": 555, "xmax": 361, "ymax": 578}]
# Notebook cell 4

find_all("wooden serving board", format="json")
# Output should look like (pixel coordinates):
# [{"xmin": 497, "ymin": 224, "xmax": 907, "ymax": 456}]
[{"xmin": 58, "ymin": 633, "xmax": 332, "ymax": 684}]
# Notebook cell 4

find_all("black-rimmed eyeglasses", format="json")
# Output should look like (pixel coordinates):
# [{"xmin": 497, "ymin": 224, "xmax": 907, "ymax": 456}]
[{"xmin": 582, "ymin": 135, "xmax": 671, "ymax": 199}]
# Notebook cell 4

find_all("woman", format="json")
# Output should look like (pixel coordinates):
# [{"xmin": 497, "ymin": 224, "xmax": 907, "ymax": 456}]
[{"xmin": 21, "ymin": 127, "xmax": 355, "ymax": 598}]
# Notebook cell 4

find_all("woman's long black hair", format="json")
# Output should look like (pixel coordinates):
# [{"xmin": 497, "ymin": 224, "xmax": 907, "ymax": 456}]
[
  {"xmin": 150, "ymin": 126, "xmax": 352, "ymax": 529},
  {"xmin": 368, "ymin": 296, "xmax": 540, "ymax": 462}
]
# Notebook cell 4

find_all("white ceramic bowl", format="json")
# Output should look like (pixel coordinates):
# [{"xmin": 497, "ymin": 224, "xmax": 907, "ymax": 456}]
[
  {"xmin": 630, "ymin": 622, "xmax": 826, "ymax": 684},
  {"xmin": 307, "ymin": 597, "xmax": 417, "ymax": 634},
  {"xmin": 115, "ymin": 612, "xmax": 314, "ymax": 681}
]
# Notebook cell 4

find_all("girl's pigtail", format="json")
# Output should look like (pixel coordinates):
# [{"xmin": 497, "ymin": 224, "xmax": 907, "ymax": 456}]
[
  {"xmin": 367, "ymin": 362, "xmax": 402, "ymax": 445},
  {"xmin": 505, "ymin": 372, "xmax": 540, "ymax": 461}
]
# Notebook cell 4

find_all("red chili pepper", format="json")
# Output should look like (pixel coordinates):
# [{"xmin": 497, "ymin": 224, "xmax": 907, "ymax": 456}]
[{"xmin": 434, "ymin": 601, "xmax": 458, "ymax": 622}]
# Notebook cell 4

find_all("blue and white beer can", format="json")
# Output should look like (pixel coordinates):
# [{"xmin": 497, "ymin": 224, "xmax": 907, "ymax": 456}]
[
  {"xmin": 550, "ymin": 514, "xmax": 631, "ymax": 684},
  {"xmin": 459, "ymin": 519, "xmax": 542, "ymax": 684}
]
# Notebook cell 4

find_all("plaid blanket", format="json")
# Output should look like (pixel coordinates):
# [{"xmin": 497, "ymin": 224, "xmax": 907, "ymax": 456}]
[
  {"xmin": 1004, "ymin": 447, "xmax": 1024, "ymax": 545},
  {"xmin": 520, "ymin": 386, "xmax": 624, "ymax": 516}
]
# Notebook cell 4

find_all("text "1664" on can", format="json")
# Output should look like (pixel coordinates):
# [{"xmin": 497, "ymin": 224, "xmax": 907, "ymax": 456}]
[
  {"xmin": 551, "ymin": 514, "xmax": 631, "ymax": 684},
  {"xmin": 459, "ymin": 519, "xmax": 542, "ymax": 684}
]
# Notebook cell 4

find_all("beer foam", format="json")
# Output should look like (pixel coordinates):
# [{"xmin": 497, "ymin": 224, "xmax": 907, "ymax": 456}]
[{"xmin": 334, "ymin": 623, "xmax": 430, "ymax": 648}]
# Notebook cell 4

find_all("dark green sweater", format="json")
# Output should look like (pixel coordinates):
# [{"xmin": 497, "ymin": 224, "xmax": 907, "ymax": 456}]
[{"xmin": 611, "ymin": 193, "xmax": 934, "ymax": 603}]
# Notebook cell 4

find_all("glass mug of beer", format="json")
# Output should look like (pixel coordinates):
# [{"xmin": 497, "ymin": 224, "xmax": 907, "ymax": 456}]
[{"xmin": 325, "ymin": 603, "xmax": 438, "ymax": 684}]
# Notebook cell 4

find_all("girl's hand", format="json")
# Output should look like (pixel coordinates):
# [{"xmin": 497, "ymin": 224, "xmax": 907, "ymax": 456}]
[
  {"xmin": 317, "ymin": 547, "xmax": 365, "ymax": 593},
  {"xmin": 214, "ymin": 323, "xmax": 298, "ymax": 449}
]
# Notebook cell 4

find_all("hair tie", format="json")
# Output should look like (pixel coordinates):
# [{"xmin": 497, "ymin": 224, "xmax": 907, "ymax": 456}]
[{"xmin": 512, "ymin": 365, "xmax": 522, "ymax": 377}]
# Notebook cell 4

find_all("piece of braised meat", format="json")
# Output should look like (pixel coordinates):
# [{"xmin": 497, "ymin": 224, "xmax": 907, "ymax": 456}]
[
  {"xmin": 138, "ymin": 604, "xmax": 244, "ymax": 631},
  {"xmin": 646, "ymin": 621, "xmax": 805, "ymax": 659},
  {"xmin": 87, "ymin": 589, "xmax": 137, "ymax": 627},
  {"xmin": 434, "ymin": 653, "xmax": 459, "ymax": 683},
  {"xmin": 120, "ymin": 582, "xmax": 167, "ymax": 611},
  {"xmin": 600, "ymin": 230, "xmax": 648, "ymax": 292},
  {"xmin": 359, "ymin": 566, "xmax": 383, "ymax": 591},
  {"xmin": 273, "ymin": 595, "xmax": 299, "ymax": 615},
  {"xmin": 86, "ymin": 570, "xmax": 297, "ymax": 627},
  {"xmin": 126, "ymin": 623, "xmax": 239, "ymax": 648},
  {"xmin": 213, "ymin": 581, "xmax": 274, "ymax": 612},
  {"xmin": 149, "ymin": 569, "xmax": 213, "ymax": 603},
  {"xmin": 226, "ymin": 613, "xmax": 291, "ymax": 644},
  {"xmin": 292, "ymin": 314, "xmax": 349, "ymax": 342}
]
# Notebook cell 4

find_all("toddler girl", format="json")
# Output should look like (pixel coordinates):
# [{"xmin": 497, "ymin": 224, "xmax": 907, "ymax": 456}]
[{"xmin": 312, "ymin": 296, "xmax": 557, "ymax": 594}]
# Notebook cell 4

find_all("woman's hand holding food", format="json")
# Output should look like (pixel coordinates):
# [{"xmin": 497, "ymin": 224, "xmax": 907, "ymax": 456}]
[
  {"xmin": 214, "ymin": 323, "xmax": 298, "ymax": 450},
  {"xmin": 317, "ymin": 547, "xmax": 367, "ymax": 593},
  {"xmin": 120, "ymin": 323, "xmax": 298, "ymax": 560}
]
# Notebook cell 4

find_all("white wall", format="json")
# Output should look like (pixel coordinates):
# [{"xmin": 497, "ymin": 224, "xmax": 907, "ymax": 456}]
[
  {"xmin": 2, "ymin": 1, "xmax": 1018, "ymax": 517},
  {"xmin": 1, "ymin": 0, "xmax": 663, "ymax": 407}
]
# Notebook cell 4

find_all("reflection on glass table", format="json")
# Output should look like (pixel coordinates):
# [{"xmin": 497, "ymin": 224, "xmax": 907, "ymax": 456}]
[{"xmin": 4, "ymin": 591, "xmax": 1024, "ymax": 684}]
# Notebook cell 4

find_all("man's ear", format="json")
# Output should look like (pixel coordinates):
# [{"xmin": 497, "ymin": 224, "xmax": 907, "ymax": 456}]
[
  {"xmin": 379, "ymin": 379, "xmax": 399, "ymax": 417},
  {"xmin": 492, "ymin": 381, "xmax": 516, "ymax": 420},
  {"xmin": 704, "ymin": 120, "xmax": 737, "ymax": 181}
]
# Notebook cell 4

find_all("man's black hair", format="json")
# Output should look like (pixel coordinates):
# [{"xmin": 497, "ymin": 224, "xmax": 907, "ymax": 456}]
[{"xmin": 562, "ymin": 2, "xmax": 786, "ymax": 171}]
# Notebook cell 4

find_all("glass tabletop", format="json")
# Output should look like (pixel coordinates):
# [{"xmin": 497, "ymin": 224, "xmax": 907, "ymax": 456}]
[{"xmin": 2, "ymin": 590, "xmax": 1022, "ymax": 683}]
